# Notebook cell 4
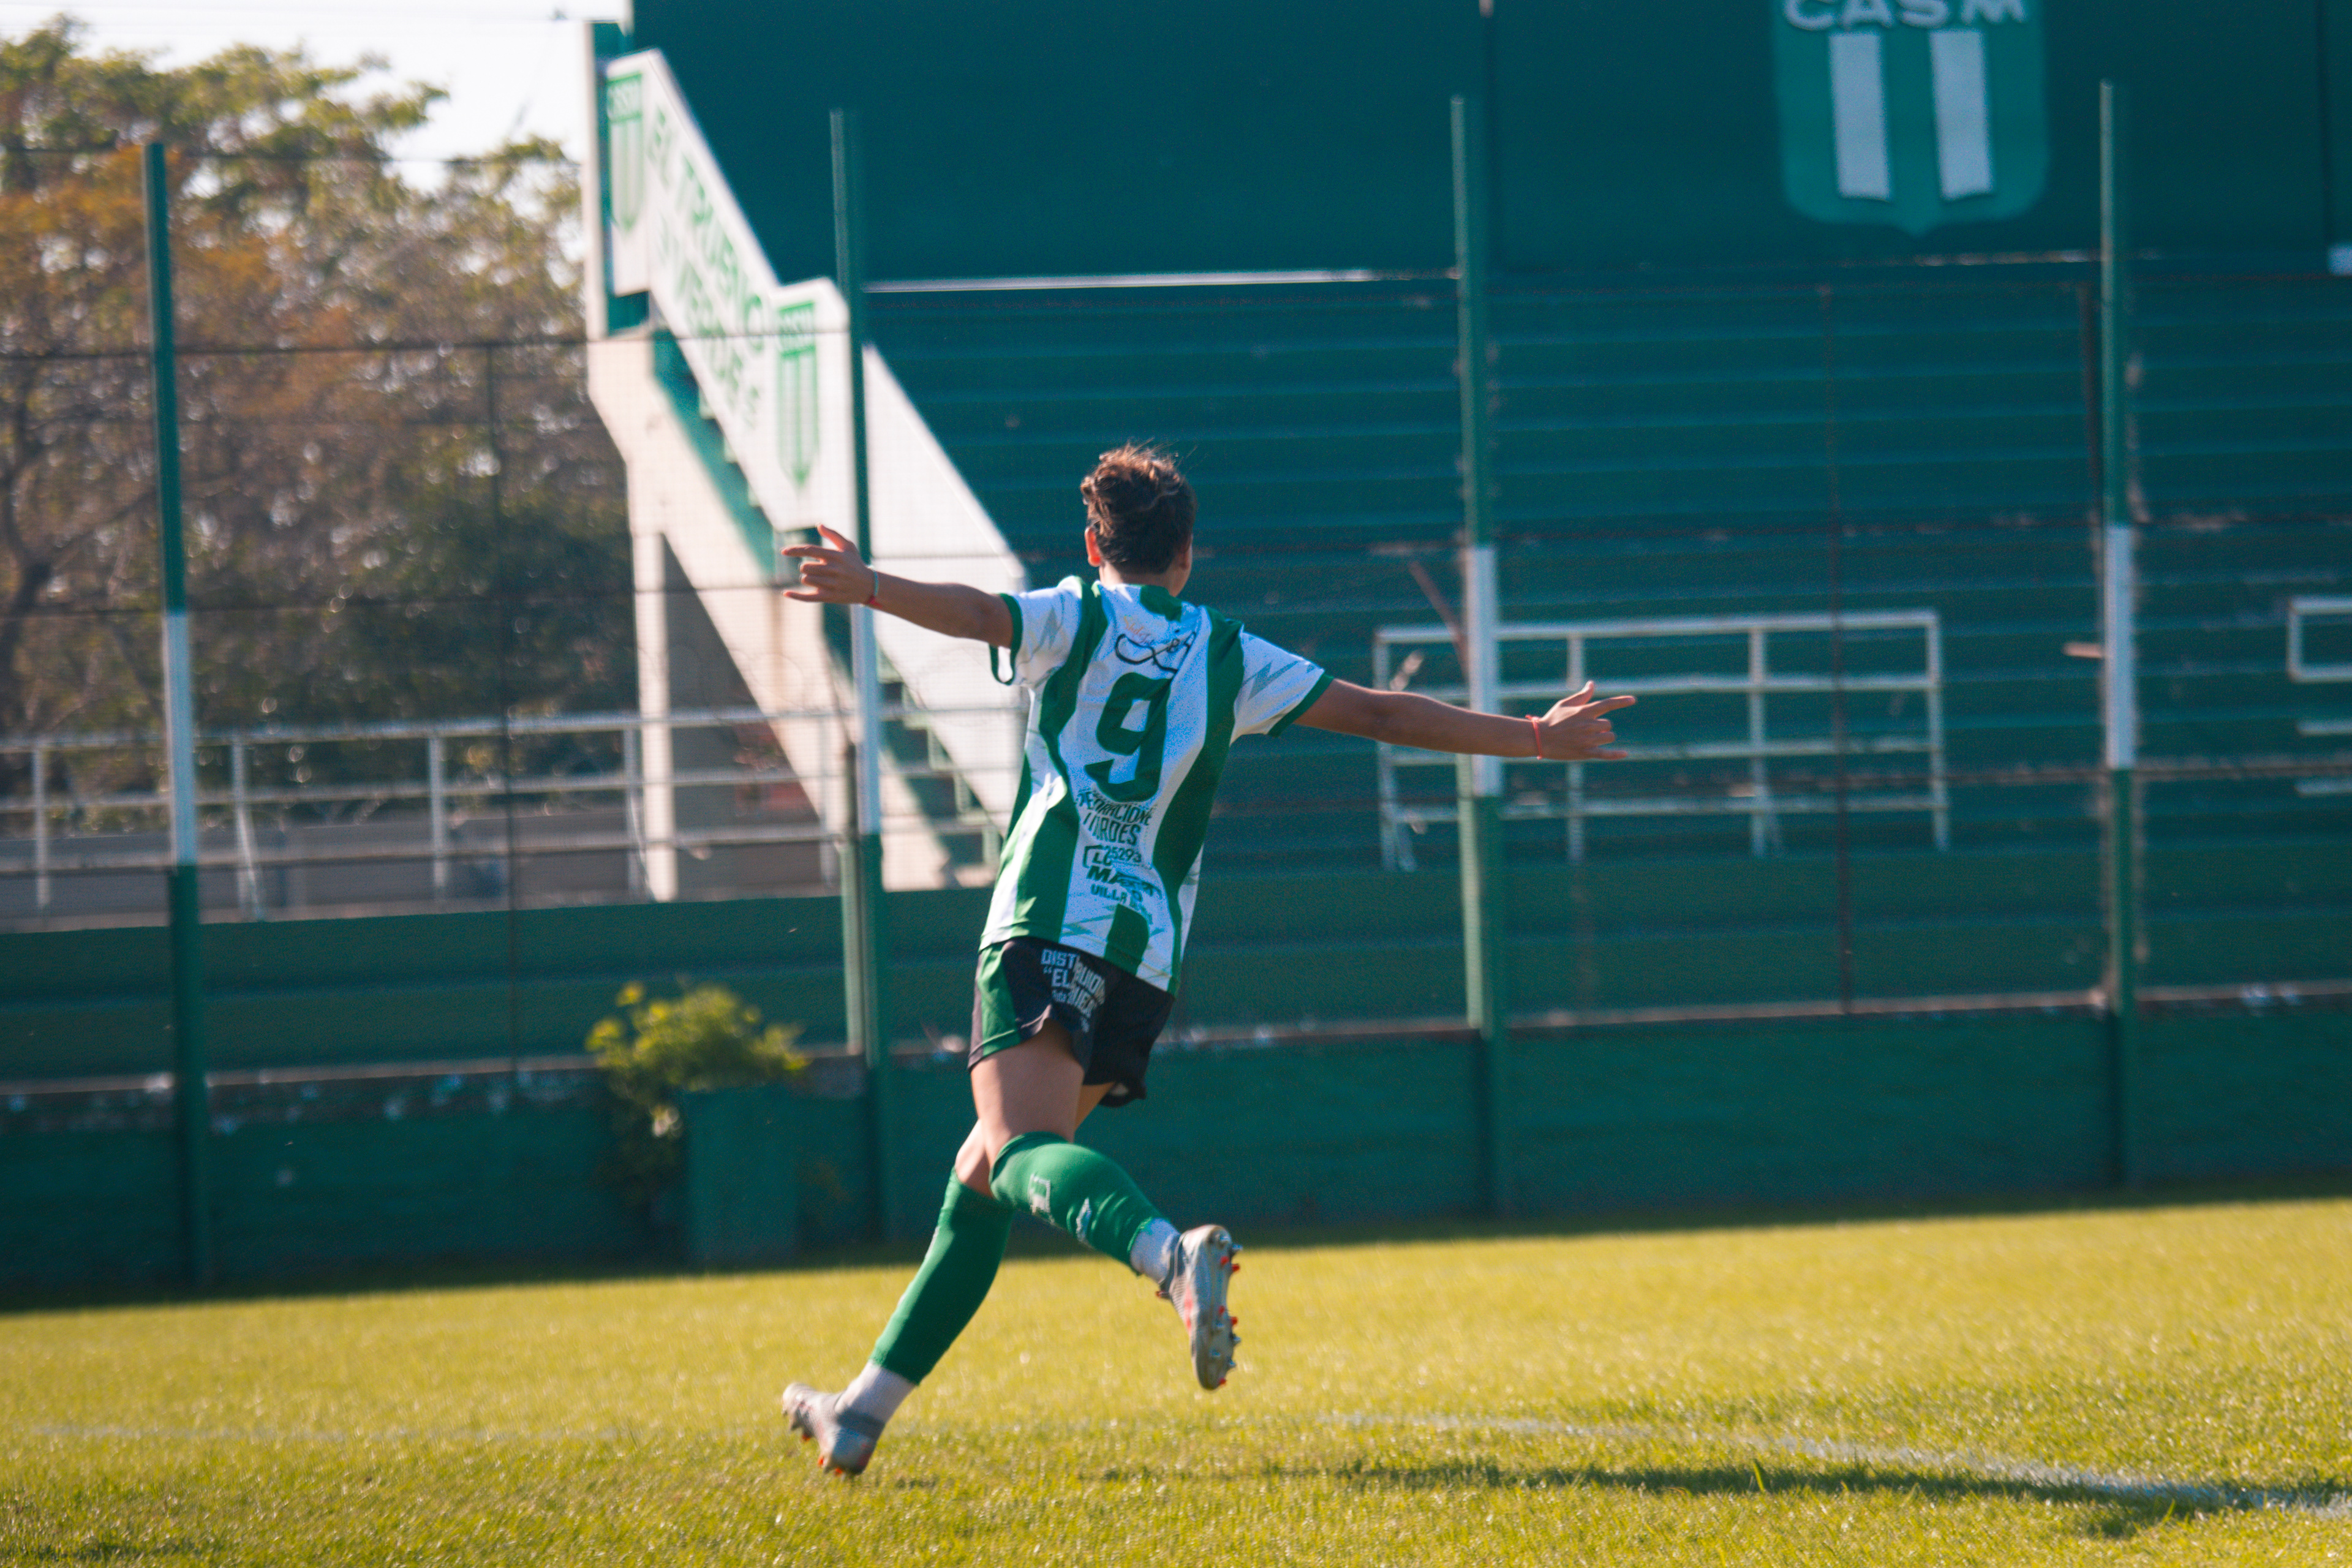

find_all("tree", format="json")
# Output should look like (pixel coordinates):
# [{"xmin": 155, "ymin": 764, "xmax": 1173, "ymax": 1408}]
[{"xmin": 0, "ymin": 15, "xmax": 630, "ymax": 810}]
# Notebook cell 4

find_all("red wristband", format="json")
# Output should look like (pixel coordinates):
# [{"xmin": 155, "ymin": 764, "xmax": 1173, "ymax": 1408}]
[
  {"xmin": 864, "ymin": 570, "xmax": 881, "ymax": 609},
  {"xmin": 1527, "ymin": 714, "xmax": 1545, "ymax": 760}
]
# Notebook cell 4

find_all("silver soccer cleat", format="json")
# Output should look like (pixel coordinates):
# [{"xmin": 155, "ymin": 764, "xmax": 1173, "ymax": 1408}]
[
  {"xmin": 1157, "ymin": 1224, "xmax": 1242, "ymax": 1389},
  {"xmin": 782, "ymin": 1382, "xmax": 886, "ymax": 1477}
]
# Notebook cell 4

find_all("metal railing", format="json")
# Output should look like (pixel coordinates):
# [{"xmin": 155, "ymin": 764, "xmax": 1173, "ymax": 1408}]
[
  {"xmin": 0, "ymin": 704, "xmax": 1012, "ymax": 918},
  {"xmin": 2288, "ymin": 595, "xmax": 2352, "ymax": 684},
  {"xmin": 1373, "ymin": 611, "xmax": 1948, "ymax": 869},
  {"xmin": 2291, "ymin": 597, "xmax": 2352, "ymax": 797}
]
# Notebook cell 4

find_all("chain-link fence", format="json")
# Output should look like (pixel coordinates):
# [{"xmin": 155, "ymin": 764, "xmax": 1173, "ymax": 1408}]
[
  {"xmin": 4, "ymin": 148, "xmax": 2350, "ymax": 1077},
  {"xmin": 865, "ymin": 273, "xmax": 2352, "ymax": 1020}
]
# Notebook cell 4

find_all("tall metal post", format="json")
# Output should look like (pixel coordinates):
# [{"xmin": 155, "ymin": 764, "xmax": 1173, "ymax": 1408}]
[
  {"xmin": 145, "ymin": 141, "xmax": 211, "ymax": 1284},
  {"xmin": 832, "ymin": 108, "xmax": 897, "ymax": 1240},
  {"xmin": 2097, "ymin": 82, "xmax": 2141, "ymax": 1189},
  {"xmin": 1452, "ymin": 96, "xmax": 1510, "ymax": 1218}
]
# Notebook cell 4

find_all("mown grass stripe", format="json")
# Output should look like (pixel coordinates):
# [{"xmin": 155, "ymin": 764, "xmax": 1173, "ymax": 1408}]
[
  {"xmin": 31, "ymin": 1409, "xmax": 2350, "ymax": 1521},
  {"xmin": 23, "ymin": 1422, "xmax": 764, "ymax": 1443}
]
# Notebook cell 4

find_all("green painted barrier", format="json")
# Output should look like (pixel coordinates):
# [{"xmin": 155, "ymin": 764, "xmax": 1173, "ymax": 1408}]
[
  {"xmin": 7, "ymin": 857, "xmax": 2345, "ymax": 1085},
  {"xmin": 3, "ymin": 1006, "xmax": 2348, "ymax": 1292},
  {"xmin": 680, "ymin": 1084, "xmax": 802, "ymax": 1267}
]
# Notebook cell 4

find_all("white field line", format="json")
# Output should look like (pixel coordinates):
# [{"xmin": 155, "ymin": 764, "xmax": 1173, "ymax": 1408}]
[{"xmin": 1329, "ymin": 1412, "xmax": 2352, "ymax": 1520}]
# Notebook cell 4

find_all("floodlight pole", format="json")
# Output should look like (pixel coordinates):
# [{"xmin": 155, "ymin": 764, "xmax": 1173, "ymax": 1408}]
[
  {"xmin": 2097, "ymin": 81, "xmax": 2142, "ymax": 1189},
  {"xmin": 145, "ymin": 141, "xmax": 213, "ymax": 1284},
  {"xmin": 1452, "ymin": 96, "xmax": 1511, "ymax": 1218},
  {"xmin": 832, "ymin": 108, "xmax": 899, "ymax": 1241}
]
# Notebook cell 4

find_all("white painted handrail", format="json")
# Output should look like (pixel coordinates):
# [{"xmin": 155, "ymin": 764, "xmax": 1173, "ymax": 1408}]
[{"xmin": 1373, "ymin": 611, "xmax": 1948, "ymax": 867}]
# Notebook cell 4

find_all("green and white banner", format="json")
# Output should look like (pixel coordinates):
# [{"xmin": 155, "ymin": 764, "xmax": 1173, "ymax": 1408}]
[
  {"xmin": 590, "ymin": 48, "xmax": 1030, "ymax": 834},
  {"xmin": 602, "ymin": 50, "xmax": 848, "ymax": 530},
  {"xmin": 1772, "ymin": 0, "xmax": 2048, "ymax": 236}
]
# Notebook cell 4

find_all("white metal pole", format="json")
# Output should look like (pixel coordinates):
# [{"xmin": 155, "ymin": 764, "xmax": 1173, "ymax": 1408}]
[
  {"xmin": 850, "ymin": 575, "xmax": 885, "ymax": 850},
  {"xmin": 232, "ymin": 739, "xmax": 260, "ymax": 918},
  {"xmin": 622, "ymin": 724, "xmax": 646, "ymax": 896},
  {"xmin": 1926, "ymin": 621, "xmax": 1951, "ymax": 850},
  {"xmin": 1567, "ymin": 634, "xmax": 1587, "ymax": 863},
  {"xmin": 32, "ymin": 742, "xmax": 50, "ymax": 913},
  {"xmin": 428, "ymin": 733, "xmax": 450, "ymax": 901},
  {"xmin": 631, "ymin": 527, "xmax": 677, "ymax": 900},
  {"xmin": 2101, "ymin": 522, "xmax": 2138, "ymax": 771},
  {"xmin": 1463, "ymin": 542, "xmax": 1502, "ymax": 802},
  {"xmin": 1748, "ymin": 627, "xmax": 1771, "ymax": 856}
]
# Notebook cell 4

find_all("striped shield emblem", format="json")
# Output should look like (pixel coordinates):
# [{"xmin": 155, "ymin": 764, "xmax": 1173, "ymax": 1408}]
[
  {"xmin": 605, "ymin": 72, "xmax": 644, "ymax": 234},
  {"xmin": 1772, "ymin": 0, "xmax": 2048, "ymax": 236},
  {"xmin": 774, "ymin": 300, "xmax": 818, "ymax": 490}
]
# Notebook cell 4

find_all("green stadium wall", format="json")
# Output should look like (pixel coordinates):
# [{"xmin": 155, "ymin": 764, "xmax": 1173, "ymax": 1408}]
[
  {"xmin": 6, "ymin": 856, "xmax": 2349, "ymax": 1079},
  {"xmin": 624, "ymin": 0, "xmax": 2351, "ymax": 279},
  {"xmin": 4, "ymin": 873, "xmax": 2347, "ymax": 1289},
  {"xmin": 4, "ymin": 1008, "xmax": 2346, "ymax": 1291}
]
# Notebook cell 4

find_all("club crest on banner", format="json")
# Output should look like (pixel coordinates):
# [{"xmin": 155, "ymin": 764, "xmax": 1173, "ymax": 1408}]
[
  {"xmin": 605, "ymin": 72, "xmax": 644, "ymax": 236},
  {"xmin": 1771, "ymin": 0, "xmax": 2048, "ymax": 236},
  {"xmin": 775, "ymin": 301, "xmax": 818, "ymax": 490}
]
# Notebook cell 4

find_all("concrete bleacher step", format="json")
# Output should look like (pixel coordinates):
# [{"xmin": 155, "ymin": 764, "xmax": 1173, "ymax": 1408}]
[{"xmin": 868, "ymin": 275, "xmax": 2350, "ymax": 873}]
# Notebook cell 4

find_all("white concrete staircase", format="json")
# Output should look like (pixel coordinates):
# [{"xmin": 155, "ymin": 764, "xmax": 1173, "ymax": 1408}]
[{"xmin": 584, "ymin": 47, "xmax": 1026, "ymax": 894}]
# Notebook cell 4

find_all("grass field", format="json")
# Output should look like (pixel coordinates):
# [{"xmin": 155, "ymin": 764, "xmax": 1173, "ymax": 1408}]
[{"xmin": 4, "ymin": 1192, "xmax": 2348, "ymax": 1565}]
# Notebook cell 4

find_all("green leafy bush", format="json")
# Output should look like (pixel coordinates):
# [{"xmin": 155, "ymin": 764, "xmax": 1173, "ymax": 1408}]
[{"xmin": 588, "ymin": 981, "xmax": 805, "ymax": 1215}]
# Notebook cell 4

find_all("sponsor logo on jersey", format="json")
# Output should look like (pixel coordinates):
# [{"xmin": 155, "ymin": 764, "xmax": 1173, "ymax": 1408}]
[
  {"xmin": 1039, "ymin": 946, "xmax": 1109, "ymax": 1018},
  {"xmin": 1114, "ymin": 628, "xmax": 1196, "ymax": 673},
  {"xmin": 1077, "ymin": 787, "xmax": 1152, "ymax": 848},
  {"xmin": 1087, "ymin": 877, "xmax": 1154, "ymax": 914}
]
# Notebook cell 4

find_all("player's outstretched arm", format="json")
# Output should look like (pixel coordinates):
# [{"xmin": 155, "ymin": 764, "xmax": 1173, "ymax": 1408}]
[
  {"xmin": 1295, "ymin": 679, "xmax": 1634, "ymax": 761},
  {"xmin": 782, "ymin": 525, "xmax": 1015, "ymax": 647}
]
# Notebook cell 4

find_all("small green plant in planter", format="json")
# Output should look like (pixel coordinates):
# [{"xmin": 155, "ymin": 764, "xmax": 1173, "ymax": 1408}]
[{"xmin": 587, "ymin": 981, "xmax": 805, "ymax": 1222}]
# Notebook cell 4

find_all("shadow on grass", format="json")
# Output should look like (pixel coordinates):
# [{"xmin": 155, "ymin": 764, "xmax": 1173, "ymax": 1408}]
[{"xmin": 1317, "ymin": 1453, "xmax": 2340, "ymax": 1539}]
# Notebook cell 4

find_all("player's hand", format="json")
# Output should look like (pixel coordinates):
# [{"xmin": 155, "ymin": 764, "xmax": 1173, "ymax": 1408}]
[
  {"xmin": 780, "ymin": 525, "xmax": 880, "ymax": 605},
  {"xmin": 1534, "ymin": 680, "xmax": 1635, "ymax": 761}
]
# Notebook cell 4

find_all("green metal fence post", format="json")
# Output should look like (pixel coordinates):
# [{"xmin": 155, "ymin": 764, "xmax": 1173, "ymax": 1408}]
[
  {"xmin": 145, "ymin": 141, "xmax": 212, "ymax": 1284},
  {"xmin": 2097, "ymin": 81, "xmax": 2142, "ymax": 1189},
  {"xmin": 1452, "ymin": 95, "xmax": 1510, "ymax": 1219},
  {"xmin": 832, "ymin": 108, "xmax": 897, "ymax": 1241}
]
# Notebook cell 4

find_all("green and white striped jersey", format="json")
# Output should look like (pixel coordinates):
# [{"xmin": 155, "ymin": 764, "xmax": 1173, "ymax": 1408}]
[{"xmin": 981, "ymin": 577, "xmax": 1333, "ymax": 991}]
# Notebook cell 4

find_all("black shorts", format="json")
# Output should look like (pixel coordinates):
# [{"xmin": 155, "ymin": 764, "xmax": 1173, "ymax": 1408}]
[{"xmin": 968, "ymin": 938, "xmax": 1175, "ymax": 1108}]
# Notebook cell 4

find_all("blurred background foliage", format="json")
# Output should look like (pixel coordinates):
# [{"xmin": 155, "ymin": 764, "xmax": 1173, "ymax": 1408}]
[
  {"xmin": 587, "ymin": 980, "xmax": 807, "ymax": 1217},
  {"xmin": 0, "ymin": 15, "xmax": 631, "ymax": 806}
]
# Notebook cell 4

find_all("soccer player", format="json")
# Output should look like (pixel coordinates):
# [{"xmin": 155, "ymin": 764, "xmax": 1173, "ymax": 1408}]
[{"xmin": 777, "ymin": 444, "xmax": 1633, "ymax": 1476}]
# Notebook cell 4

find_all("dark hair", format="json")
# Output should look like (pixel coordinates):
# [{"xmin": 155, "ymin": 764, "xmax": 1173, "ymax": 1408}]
[{"xmin": 1080, "ymin": 443, "xmax": 1194, "ymax": 575}]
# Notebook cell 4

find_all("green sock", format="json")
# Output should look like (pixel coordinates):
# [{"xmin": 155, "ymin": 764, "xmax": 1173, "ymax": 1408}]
[
  {"xmin": 869, "ymin": 1176, "xmax": 1015, "ymax": 1384},
  {"xmin": 989, "ymin": 1131, "xmax": 1164, "ymax": 1267}
]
